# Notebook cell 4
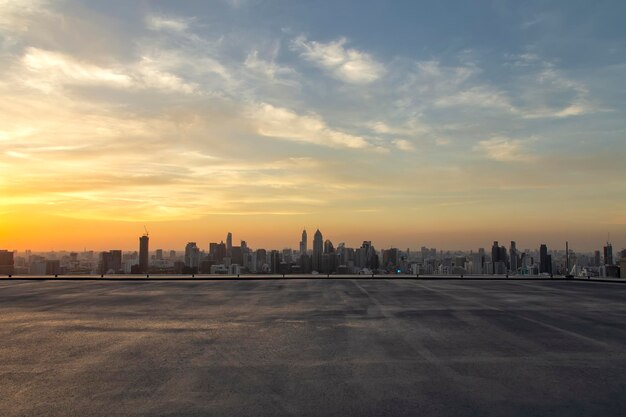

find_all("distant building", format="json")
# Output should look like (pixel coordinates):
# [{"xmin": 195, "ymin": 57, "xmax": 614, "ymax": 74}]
[
  {"xmin": 470, "ymin": 252, "xmax": 484, "ymax": 274},
  {"xmin": 138, "ymin": 235, "xmax": 149, "ymax": 273},
  {"xmin": 540, "ymin": 244, "xmax": 551, "ymax": 274},
  {"xmin": 604, "ymin": 243, "xmax": 614, "ymax": 265},
  {"xmin": 382, "ymin": 248, "xmax": 400, "ymax": 270},
  {"xmin": 100, "ymin": 250, "xmax": 122, "ymax": 274},
  {"xmin": 300, "ymin": 229, "xmax": 308, "ymax": 254},
  {"xmin": 312, "ymin": 229, "xmax": 323, "ymax": 272},
  {"xmin": 491, "ymin": 241, "xmax": 507, "ymax": 274},
  {"xmin": 30, "ymin": 260, "xmax": 60, "ymax": 275},
  {"xmin": 185, "ymin": 242, "xmax": 200, "ymax": 269},
  {"xmin": 594, "ymin": 250, "xmax": 601, "ymax": 267},
  {"xmin": 231, "ymin": 246, "xmax": 243, "ymax": 266},
  {"xmin": 0, "ymin": 250, "xmax": 14, "ymax": 275},
  {"xmin": 209, "ymin": 241, "xmax": 227, "ymax": 263},
  {"xmin": 509, "ymin": 241, "xmax": 518, "ymax": 273},
  {"xmin": 270, "ymin": 250, "xmax": 280, "ymax": 274},
  {"xmin": 256, "ymin": 249, "xmax": 267, "ymax": 272},
  {"xmin": 226, "ymin": 232, "xmax": 233, "ymax": 257},
  {"xmin": 300, "ymin": 252, "xmax": 312, "ymax": 274}
]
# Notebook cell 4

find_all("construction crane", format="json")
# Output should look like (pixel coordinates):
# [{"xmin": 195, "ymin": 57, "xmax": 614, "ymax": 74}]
[{"xmin": 143, "ymin": 225, "xmax": 149, "ymax": 237}]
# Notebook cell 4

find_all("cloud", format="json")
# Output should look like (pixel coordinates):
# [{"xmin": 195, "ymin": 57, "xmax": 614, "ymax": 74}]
[
  {"xmin": 244, "ymin": 50, "xmax": 295, "ymax": 81},
  {"xmin": 145, "ymin": 15, "xmax": 190, "ymax": 32},
  {"xmin": 392, "ymin": 139, "xmax": 415, "ymax": 152},
  {"xmin": 435, "ymin": 86, "xmax": 515, "ymax": 112},
  {"xmin": 367, "ymin": 120, "xmax": 429, "ymax": 136},
  {"xmin": 291, "ymin": 36, "xmax": 384, "ymax": 84},
  {"xmin": 523, "ymin": 103, "xmax": 589, "ymax": 119},
  {"xmin": 0, "ymin": 0, "xmax": 50, "ymax": 31},
  {"xmin": 249, "ymin": 103, "xmax": 371, "ymax": 149},
  {"xmin": 22, "ymin": 47, "xmax": 133, "ymax": 91},
  {"xmin": 435, "ymin": 137, "xmax": 451, "ymax": 146},
  {"xmin": 20, "ymin": 47, "xmax": 195, "ymax": 93},
  {"xmin": 476, "ymin": 136, "xmax": 537, "ymax": 162},
  {"xmin": 135, "ymin": 56, "xmax": 196, "ymax": 93}
]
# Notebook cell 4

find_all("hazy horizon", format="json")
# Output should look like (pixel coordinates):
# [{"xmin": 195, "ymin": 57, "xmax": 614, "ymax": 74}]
[
  {"xmin": 1, "ymin": 0, "xmax": 625, "ymax": 252},
  {"xmin": 4, "ymin": 225, "xmax": 618, "ymax": 254}
]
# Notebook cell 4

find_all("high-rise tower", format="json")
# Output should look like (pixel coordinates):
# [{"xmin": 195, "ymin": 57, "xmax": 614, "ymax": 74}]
[
  {"xmin": 509, "ymin": 241, "xmax": 518, "ymax": 273},
  {"xmin": 300, "ymin": 229, "xmax": 308, "ymax": 254},
  {"xmin": 491, "ymin": 241, "xmax": 499, "ymax": 274},
  {"xmin": 312, "ymin": 229, "xmax": 323, "ymax": 272},
  {"xmin": 139, "ymin": 234, "xmax": 149, "ymax": 273},
  {"xmin": 226, "ymin": 232, "xmax": 232, "ymax": 257},
  {"xmin": 604, "ymin": 242, "xmax": 613, "ymax": 265},
  {"xmin": 539, "ymin": 244, "xmax": 550, "ymax": 274}
]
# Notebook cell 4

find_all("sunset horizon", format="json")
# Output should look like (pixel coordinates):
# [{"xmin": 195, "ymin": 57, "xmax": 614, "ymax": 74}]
[
  {"xmin": 2, "ymin": 2, "xmax": 626, "ymax": 416},
  {"xmin": 2, "ymin": 1, "xmax": 625, "ymax": 253}
]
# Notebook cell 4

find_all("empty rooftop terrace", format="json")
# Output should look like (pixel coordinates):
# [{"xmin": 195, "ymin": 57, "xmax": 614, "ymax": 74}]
[{"xmin": 1, "ymin": 278, "xmax": 625, "ymax": 416}]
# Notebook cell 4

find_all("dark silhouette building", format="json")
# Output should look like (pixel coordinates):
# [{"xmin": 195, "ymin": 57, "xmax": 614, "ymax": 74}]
[
  {"xmin": 231, "ymin": 246, "xmax": 243, "ymax": 266},
  {"xmin": 100, "ymin": 250, "xmax": 122, "ymax": 274},
  {"xmin": 539, "ymin": 244, "xmax": 552, "ymax": 274},
  {"xmin": 300, "ymin": 229, "xmax": 307, "ymax": 254},
  {"xmin": 382, "ymin": 248, "xmax": 400, "ymax": 270},
  {"xmin": 0, "ymin": 250, "xmax": 14, "ymax": 275},
  {"xmin": 210, "ymin": 241, "xmax": 226, "ymax": 263},
  {"xmin": 185, "ymin": 242, "xmax": 200, "ymax": 268},
  {"xmin": 270, "ymin": 250, "xmax": 280, "ymax": 274},
  {"xmin": 312, "ymin": 229, "xmax": 323, "ymax": 272},
  {"xmin": 509, "ymin": 241, "xmax": 518, "ymax": 273},
  {"xmin": 226, "ymin": 232, "xmax": 233, "ymax": 257},
  {"xmin": 139, "ymin": 234, "xmax": 149, "ymax": 273},
  {"xmin": 594, "ymin": 250, "xmax": 602, "ymax": 267},
  {"xmin": 604, "ymin": 243, "xmax": 614, "ymax": 265}
]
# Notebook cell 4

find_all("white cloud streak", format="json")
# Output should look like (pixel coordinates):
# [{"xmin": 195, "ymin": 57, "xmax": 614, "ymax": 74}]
[
  {"xmin": 291, "ymin": 36, "xmax": 385, "ymax": 84},
  {"xmin": 249, "ymin": 103, "xmax": 371, "ymax": 149},
  {"xmin": 145, "ymin": 15, "xmax": 190, "ymax": 32},
  {"xmin": 476, "ymin": 136, "xmax": 537, "ymax": 162},
  {"xmin": 20, "ymin": 47, "xmax": 196, "ymax": 93}
]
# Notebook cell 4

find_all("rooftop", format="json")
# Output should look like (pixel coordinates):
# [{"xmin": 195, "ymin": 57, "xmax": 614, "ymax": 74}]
[{"xmin": 1, "ymin": 278, "xmax": 625, "ymax": 416}]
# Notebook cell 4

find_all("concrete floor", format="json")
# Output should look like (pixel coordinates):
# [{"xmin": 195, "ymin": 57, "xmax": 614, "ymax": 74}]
[{"xmin": 1, "ymin": 279, "xmax": 625, "ymax": 416}]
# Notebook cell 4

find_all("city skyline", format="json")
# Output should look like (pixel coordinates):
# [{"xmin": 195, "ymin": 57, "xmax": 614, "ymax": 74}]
[
  {"xmin": 3, "ymin": 226, "xmax": 621, "ymax": 255},
  {"xmin": 1, "ymin": 1, "xmax": 626, "ymax": 251},
  {"xmin": 4, "ymin": 228, "xmax": 622, "ymax": 278}
]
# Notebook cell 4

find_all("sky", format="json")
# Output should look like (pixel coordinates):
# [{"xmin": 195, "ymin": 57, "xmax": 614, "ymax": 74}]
[{"xmin": 1, "ymin": 0, "xmax": 625, "ymax": 252}]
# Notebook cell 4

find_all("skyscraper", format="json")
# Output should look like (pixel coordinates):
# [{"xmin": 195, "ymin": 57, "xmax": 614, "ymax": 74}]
[
  {"xmin": 491, "ymin": 241, "xmax": 499, "ymax": 274},
  {"xmin": 270, "ymin": 250, "xmax": 280, "ymax": 274},
  {"xmin": 312, "ymin": 229, "xmax": 323, "ymax": 272},
  {"xmin": 226, "ymin": 232, "xmax": 233, "ymax": 257},
  {"xmin": 509, "ymin": 241, "xmax": 518, "ymax": 273},
  {"xmin": 539, "ymin": 244, "xmax": 551, "ymax": 274},
  {"xmin": 139, "ymin": 234, "xmax": 149, "ymax": 273},
  {"xmin": 300, "ymin": 229, "xmax": 308, "ymax": 254},
  {"xmin": 604, "ymin": 242, "xmax": 613, "ymax": 265}
]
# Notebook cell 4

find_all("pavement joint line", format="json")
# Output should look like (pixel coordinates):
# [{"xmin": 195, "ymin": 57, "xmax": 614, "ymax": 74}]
[
  {"xmin": 410, "ymin": 280, "xmax": 613, "ymax": 350},
  {"xmin": 350, "ymin": 280, "xmax": 466, "ymax": 381}
]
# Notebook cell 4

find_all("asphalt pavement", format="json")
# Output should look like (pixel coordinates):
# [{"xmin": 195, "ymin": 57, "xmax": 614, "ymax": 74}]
[{"xmin": 1, "ymin": 279, "xmax": 625, "ymax": 416}]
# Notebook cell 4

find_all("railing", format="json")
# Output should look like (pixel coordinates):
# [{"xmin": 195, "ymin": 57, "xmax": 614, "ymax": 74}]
[{"xmin": 1, "ymin": 273, "xmax": 622, "ymax": 282}]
